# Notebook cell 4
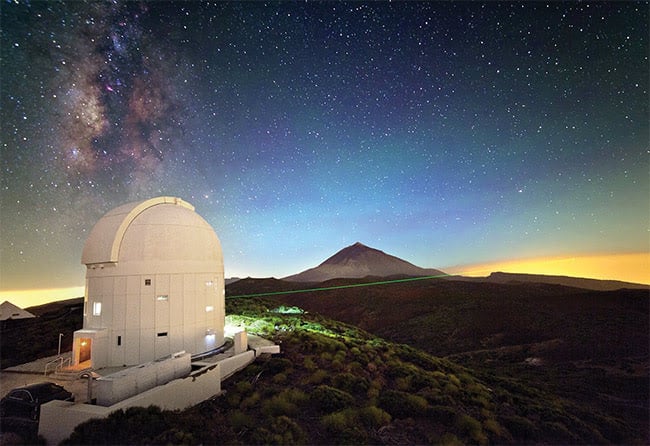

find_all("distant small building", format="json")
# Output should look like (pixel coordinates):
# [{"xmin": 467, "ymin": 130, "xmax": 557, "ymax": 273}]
[
  {"xmin": 0, "ymin": 301, "xmax": 36, "ymax": 320},
  {"xmin": 72, "ymin": 197, "xmax": 225, "ymax": 369}
]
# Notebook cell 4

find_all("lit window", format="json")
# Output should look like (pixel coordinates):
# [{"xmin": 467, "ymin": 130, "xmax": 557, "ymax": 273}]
[
  {"xmin": 205, "ymin": 305, "xmax": 214, "ymax": 312},
  {"xmin": 205, "ymin": 281, "xmax": 213, "ymax": 287},
  {"xmin": 156, "ymin": 295, "xmax": 168, "ymax": 301},
  {"xmin": 92, "ymin": 302, "xmax": 102, "ymax": 316}
]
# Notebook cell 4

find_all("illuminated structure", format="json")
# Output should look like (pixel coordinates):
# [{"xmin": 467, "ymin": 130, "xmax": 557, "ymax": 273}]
[{"xmin": 72, "ymin": 197, "xmax": 225, "ymax": 368}]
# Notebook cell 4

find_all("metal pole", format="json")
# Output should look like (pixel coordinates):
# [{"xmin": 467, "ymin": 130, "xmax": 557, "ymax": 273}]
[{"xmin": 58, "ymin": 333, "xmax": 63, "ymax": 356}]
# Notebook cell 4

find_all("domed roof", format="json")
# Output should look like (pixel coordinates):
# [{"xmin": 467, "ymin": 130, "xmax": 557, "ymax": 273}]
[{"xmin": 82, "ymin": 196, "xmax": 221, "ymax": 267}]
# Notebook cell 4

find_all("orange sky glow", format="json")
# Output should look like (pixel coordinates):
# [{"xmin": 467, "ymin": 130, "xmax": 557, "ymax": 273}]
[
  {"xmin": 444, "ymin": 252, "xmax": 650, "ymax": 285},
  {"xmin": 1, "ymin": 252, "xmax": 648, "ymax": 310}
]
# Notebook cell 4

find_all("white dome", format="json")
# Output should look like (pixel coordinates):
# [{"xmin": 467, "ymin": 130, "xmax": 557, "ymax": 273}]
[{"xmin": 82, "ymin": 196, "xmax": 222, "ymax": 273}]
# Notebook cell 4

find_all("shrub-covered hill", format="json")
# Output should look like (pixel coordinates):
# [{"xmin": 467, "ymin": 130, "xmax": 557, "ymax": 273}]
[{"xmin": 64, "ymin": 297, "xmax": 641, "ymax": 445}]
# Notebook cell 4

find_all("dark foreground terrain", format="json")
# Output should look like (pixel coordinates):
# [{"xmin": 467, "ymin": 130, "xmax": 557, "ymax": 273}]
[{"xmin": 1, "ymin": 278, "xmax": 647, "ymax": 444}]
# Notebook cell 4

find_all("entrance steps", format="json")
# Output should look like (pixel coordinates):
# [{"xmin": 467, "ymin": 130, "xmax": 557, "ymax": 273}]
[{"xmin": 52, "ymin": 366, "xmax": 93, "ymax": 381}]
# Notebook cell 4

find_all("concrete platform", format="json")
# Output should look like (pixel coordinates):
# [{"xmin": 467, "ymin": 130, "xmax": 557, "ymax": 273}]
[{"xmin": 1, "ymin": 335, "xmax": 273, "ymax": 401}]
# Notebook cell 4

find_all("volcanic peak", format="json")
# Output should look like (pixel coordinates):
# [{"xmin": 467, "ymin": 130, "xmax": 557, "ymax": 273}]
[{"xmin": 283, "ymin": 242, "xmax": 445, "ymax": 282}]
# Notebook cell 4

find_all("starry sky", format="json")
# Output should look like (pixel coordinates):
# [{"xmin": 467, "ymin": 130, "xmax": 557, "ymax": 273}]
[{"xmin": 1, "ymin": 1, "xmax": 648, "ymax": 299}]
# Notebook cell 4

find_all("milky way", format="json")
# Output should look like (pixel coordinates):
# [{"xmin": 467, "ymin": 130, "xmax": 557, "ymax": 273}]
[{"xmin": 1, "ymin": 1, "xmax": 648, "ymax": 291}]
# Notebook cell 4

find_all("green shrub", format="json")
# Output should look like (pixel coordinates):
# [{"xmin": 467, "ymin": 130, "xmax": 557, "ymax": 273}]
[
  {"xmin": 379, "ymin": 390, "xmax": 429, "ymax": 419},
  {"xmin": 249, "ymin": 416, "xmax": 306, "ymax": 445},
  {"xmin": 483, "ymin": 418, "xmax": 504, "ymax": 437},
  {"xmin": 273, "ymin": 372, "xmax": 288, "ymax": 384},
  {"xmin": 235, "ymin": 380, "xmax": 253, "ymax": 394},
  {"xmin": 439, "ymin": 432, "xmax": 463, "ymax": 445},
  {"xmin": 347, "ymin": 360, "xmax": 364, "ymax": 373},
  {"xmin": 311, "ymin": 385, "xmax": 355, "ymax": 413},
  {"xmin": 241, "ymin": 391, "xmax": 261, "ymax": 409},
  {"xmin": 230, "ymin": 410, "xmax": 254, "ymax": 431},
  {"xmin": 261, "ymin": 389, "xmax": 306, "ymax": 417},
  {"xmin": 447, "ymin": 374, "xmax": 461, "ymax": 387},
  {"xmin": 303, "ymin": 356, "xmax": 317, "ymax": 370},
  {"xmin": 306, "ymin": 368, "xmax": 328, "ymax": 384},
  {"xmin": 321, "ymin": 409, "xmax": 368, "ymax": 444},
  {"xmin": 358, "ymin": 406, "xmax": 391, "ymax": 428},
  {"xmin": 395, "ymin": 376, "xmax": 412, "ymax": 391},
  {"xmin": 332, "ymin": 372, "xmax": 369, "ymax": 395},
  {"xmin": 456, "ymin": 414, "xmax": 487, "ymax": 445}
]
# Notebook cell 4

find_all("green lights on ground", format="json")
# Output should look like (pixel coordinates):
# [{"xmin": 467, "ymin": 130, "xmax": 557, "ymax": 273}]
[{"xmin": 227, "ymin": 274, "xmax": 455, "ymax": 300}]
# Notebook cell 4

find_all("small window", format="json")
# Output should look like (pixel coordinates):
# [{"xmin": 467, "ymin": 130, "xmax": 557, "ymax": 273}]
[
  {"xmin": 92, "ymin": 302, "xmax": 102, "ymax": 316},
  {"xmin": 205, "ymin": 305, "xmax": 214, "ymax": 312},
  {"xmin": 157, "ymin": 332, "xmax": 168, "ymax": 337},
  {"xmin": 145, "ymin": 279, "xmax": 151, "ymax": 286},
  {"xmin": 156, "ymin": 295, "xmax": 168, "ymax": 301},
  {"xmin": 117, "ymin": 336, "xmax": 121, "ymax": 346}
]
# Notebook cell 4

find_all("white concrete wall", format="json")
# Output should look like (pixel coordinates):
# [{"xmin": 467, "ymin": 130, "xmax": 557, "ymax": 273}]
[
  {"xmin": 39, "ymin": 349, "xmax": 259, "ymax": 445},
  {"xmin": 95, "ymin": 353, "xmax": 192, "ymax": 406},
  {"xmin": 39, "ymin": 363, "xmax": 222, "ymax": 446},
  {"xmin": 234, "ymin": 330, "xmax": 248, "ymax": 354},
  {"xmin": 219, "ymin": 350, "xmax": 255, "ymax": 381},
  {"xmin": 80, "ymin": 271, "xmax": 224, "ymax": 367}
]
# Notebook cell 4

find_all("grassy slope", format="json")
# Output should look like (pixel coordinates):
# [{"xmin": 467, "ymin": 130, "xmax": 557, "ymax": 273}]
[
  {"xmin": 62, "ymin": 296, "xmax": 645, "ymax": 445},
  {"xmin": 268, "ymin": 279, "xmax": 649, "ymax": 444}
]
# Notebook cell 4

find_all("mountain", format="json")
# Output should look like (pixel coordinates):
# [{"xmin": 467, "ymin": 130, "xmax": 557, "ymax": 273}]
[
  {"xmin": 459, "ymin": 271, "xmax": 649, "ymax": 291},
  {"xmin": 283, "ymin": 242, "xmax": 446, "ymax": 282}
]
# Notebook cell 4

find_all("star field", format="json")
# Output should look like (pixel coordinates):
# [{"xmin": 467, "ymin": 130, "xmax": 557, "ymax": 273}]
[{"xmin": 1, "ymin": 1, "xmax": 648, "ymax": 292}]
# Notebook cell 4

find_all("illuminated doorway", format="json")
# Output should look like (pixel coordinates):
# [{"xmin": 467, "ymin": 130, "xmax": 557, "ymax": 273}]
[{"xmin": 79, "ymin": 338, "xmax": 92, "ymax": 363}]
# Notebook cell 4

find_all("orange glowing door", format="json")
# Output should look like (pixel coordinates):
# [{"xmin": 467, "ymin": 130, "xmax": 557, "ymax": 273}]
[{"xmin": 79, "ymin": 338, "xmax": 92, "ymax": 363}]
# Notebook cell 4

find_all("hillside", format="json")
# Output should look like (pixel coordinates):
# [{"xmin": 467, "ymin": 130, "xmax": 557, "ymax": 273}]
[
  {"xmin": 63, "ymin": 296, "xmax": 644, "ymax": 444},
  {"xmin": 284, "ymin": 242, "xmax": 445, "ymax": 282},
  {"xmin": 259, "ymin": 278, "xmax": 648, "ymax": 443}
]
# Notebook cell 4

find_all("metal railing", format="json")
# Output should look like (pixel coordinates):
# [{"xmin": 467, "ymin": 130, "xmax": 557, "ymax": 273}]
[{"xmin": 44, "ymin": 355, "xmax": 71, "ymax": 376}]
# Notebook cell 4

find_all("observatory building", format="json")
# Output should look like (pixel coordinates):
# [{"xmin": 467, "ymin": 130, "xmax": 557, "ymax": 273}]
[{"xmin": 72, "ymin": 197, "xmax": 225, "ymax": 369}]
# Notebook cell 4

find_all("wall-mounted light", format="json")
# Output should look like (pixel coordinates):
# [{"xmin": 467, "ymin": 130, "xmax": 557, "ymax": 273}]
[{"xmin": 205, "ymin": 305, "xmax": 214, "ymax": 312}]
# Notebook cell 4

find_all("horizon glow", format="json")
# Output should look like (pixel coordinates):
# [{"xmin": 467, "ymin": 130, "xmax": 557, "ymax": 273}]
[{"xmin": 3, "ymin": 252, "xmax": 647, "ymax": 310}]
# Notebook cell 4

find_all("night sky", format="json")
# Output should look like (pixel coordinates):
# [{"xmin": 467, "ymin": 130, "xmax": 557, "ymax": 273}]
[{"xmin": 1, "ymin": 1, "xmax": 648, "ymax": 297}]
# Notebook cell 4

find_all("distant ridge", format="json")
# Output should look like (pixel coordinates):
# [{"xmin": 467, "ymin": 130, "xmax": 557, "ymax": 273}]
[
  {"xmin": 283, "ymin": 242, "xmax": 446, "ymax": 282},
  {"xmin": 460, "ymin": 271, "xmax": 650, "ymax": 292}
]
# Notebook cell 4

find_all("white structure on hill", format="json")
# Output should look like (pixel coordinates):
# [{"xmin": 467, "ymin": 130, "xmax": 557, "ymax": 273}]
[
  {"xmin": 72, "ymin": 197, "xmax": 225, "ymax": 369},
  {"xmin": 0, "ymin": 301, "xmax": 36, "ymax": 320}
]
